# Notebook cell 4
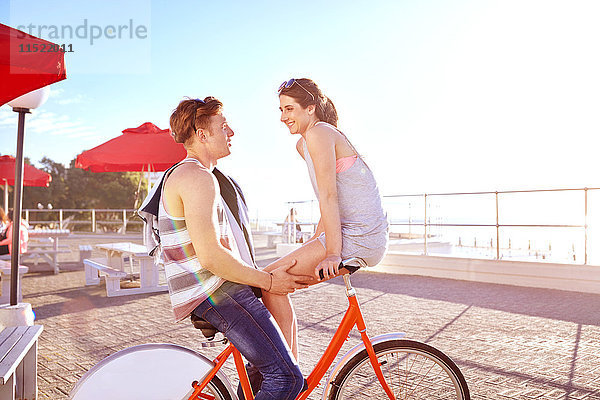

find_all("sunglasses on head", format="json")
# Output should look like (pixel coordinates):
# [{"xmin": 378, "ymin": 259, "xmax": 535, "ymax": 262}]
[{"xmin": 278, "ymin": 79, "xmax": 315, "ymax": 101}]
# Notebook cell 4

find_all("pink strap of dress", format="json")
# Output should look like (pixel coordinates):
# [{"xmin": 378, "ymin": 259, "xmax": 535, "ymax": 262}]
[
  {"xmin": 336, "ymin": 155, "xmax": 358, "ymax": 173},
  {"xmin": 302, "ymin": 135, "xmax": 357, "ymax": 173}
]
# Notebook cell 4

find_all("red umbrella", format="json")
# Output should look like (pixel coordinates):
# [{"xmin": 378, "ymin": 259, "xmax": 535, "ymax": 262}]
[
  {"xmin": 0, "ymin": 155, "xmax": 52, "ymax": 211},
  {"xmin": 0, "ymin": 23, "xmax": 67, "ymax": 106},
  {"xmin": 75, "ymin": 122, "xmax": 187, "ymax": 172},
  {"xmin": 0, "ymin": 155, "xmax": 52, "ymax": 187}
]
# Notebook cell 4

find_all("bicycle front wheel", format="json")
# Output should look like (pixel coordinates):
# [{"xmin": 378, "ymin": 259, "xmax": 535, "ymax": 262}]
[{"xmin": 328, "ymin": 339, "xmax": 470, "ymax": 400}]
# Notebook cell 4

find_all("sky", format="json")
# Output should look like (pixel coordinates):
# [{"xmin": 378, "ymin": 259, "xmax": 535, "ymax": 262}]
[{"xmin": 1, "ymin": 0, "xmax": 599, "ymax": 221}]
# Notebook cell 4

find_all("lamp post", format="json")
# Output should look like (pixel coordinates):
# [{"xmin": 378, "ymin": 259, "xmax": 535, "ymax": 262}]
[{"xmin": 7, "ymin": 87, "xmax": 49, "ymax": 306}]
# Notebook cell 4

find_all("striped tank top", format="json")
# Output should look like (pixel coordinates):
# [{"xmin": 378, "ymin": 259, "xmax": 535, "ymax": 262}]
[{"xmin": 158, "ymin": 158, "xmax": 236, "ymax": 322}]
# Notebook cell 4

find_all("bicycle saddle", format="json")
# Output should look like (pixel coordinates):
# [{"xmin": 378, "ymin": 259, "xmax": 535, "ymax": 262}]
[{"xmin": 190, "ymin": 314, "xmax": 219, "ymax": 340}]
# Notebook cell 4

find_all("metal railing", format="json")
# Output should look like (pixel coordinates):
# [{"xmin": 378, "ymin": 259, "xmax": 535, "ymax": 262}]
[
  {"xmin": 286, "ymin": 187, "xmax": 600, "ymax": 265},
  {"xmin": 386, "ymin": 187, "xmax": 599, "ymax": 264},
  {"xmin": 22, "ymin": 208, "xmax": 142, "ymax": 234},
  {"xmin": 26, "ymin": 187, "xmax": 598, "ymax": 261}
]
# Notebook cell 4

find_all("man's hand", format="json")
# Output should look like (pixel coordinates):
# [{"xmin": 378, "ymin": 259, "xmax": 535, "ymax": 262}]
[
  {"xmin": 316, "ymin": 254, "xmax": 342, "ymax": 281},
  {"xmin": 268, "ymin": 259, "xmax": 313, "ymax": 295}
]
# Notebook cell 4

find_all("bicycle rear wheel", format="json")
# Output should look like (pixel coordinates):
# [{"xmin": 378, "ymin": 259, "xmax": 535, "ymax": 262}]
[
  {"xmin": 69, "ymin": 343, "xmax": 233, "ymax": 400},
  {"xmin": 328, "ymin": 339, "xmax": 470, "ymax": 400}
]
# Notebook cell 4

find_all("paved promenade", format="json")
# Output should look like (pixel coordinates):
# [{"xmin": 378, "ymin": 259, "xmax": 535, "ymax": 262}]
[{"xmin": 16, "ymin": 234, "xmax": 600, "ymax": 399}]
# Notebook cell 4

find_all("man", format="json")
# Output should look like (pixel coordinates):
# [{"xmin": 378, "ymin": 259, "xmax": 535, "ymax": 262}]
[{"xmin": 139, "ymin": 96, "xmax": 307, "ymax": 400}]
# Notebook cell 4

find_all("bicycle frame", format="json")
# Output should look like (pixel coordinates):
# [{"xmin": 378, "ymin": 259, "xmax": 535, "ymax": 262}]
[{"xmin": 188, "ymin": 274, "xmax": 397, "ymax": 400}]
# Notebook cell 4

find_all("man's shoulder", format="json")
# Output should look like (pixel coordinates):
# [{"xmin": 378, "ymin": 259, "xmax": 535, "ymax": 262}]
[
  {"xmin": 170, "ymin": 162, "xmax": 212, "ymax": 178},
  {"xmin": 167, "ymin": 163, "xmax": 216, "ymax": 191}
]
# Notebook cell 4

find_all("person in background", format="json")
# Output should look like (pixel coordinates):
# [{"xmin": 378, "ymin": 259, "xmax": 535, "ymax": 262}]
[
  {"xmin": 282, "ymin": 208, "xmax": 303, "ymax": 243},
  {"xmin": 0, "ymin": 210, "xmax": 29, "ymax": 256},
  {"xmin": 0, "ymin": 207, "xmax": 9, "ymax": 235}
]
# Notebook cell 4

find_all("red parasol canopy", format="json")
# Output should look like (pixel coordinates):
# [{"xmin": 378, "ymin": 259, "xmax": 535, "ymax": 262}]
[
  {"xmin": 0, "ymin": 23, "xmax": 67, "ymax": 106},
  {"xmin": 0, "ymin": 24, "xmax": 67, "ymax": 306},
  {"xmin": 75, "ymin": 122, "xmax": 187, "ymax": 172},
  {"xmin": 0, "ymin": 155, "xmax": 51, "ymax": 187}
]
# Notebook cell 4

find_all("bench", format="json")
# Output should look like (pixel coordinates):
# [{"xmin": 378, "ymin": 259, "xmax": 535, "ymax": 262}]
[
  {"xmin": 26, "ymin": 243, "xmax": 70, "ymax": 251},
  {"xmin": 0, "ymin": 325, "xmax": 43, "ymax": 400},
  {"xmin": 0, "ymin": 250, "xmax": 70, "ymax": 275},
  {"xmin": 79, "ymin": 245, "xmax": 93, "ymax": 264},
  {"xmin": 83, "ymin": 258, "xmax": 128, "ymax": 297},
  {"xmin": 19, "ymin": 249, "xmax": 71, "ymax": 275},
  {"xmin": 0, "ymin": 263, "xmax": 29, "ymax": 304}
]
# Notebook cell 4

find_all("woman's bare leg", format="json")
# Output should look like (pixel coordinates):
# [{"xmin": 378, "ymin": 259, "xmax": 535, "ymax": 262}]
[
  {"xmin": 262, "ymin": 289, "xmax": 299, "ymax": 358},
  {"xmin": 261, "ymin": 239, "xmax": 327, "ymax": 360}
]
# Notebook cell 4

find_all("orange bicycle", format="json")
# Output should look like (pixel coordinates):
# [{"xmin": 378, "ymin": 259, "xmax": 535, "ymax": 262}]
[{"xmin": 70, "ymin": 258, "xmax": 470, "ymax": 400}]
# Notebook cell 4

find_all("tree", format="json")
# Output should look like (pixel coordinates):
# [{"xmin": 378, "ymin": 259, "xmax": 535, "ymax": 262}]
[
  {"xmin": 22, "ymin": 157, "xmax": 68, "ymax": 208},
  {"xmin": 17, "ymin": 157, "xmax": 147, "ymax": 209}
]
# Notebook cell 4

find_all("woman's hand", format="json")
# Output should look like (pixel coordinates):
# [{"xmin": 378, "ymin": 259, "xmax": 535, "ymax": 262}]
[{"xmin": 316, "ymin": 254, "xmax": 342, "ymax": 281}]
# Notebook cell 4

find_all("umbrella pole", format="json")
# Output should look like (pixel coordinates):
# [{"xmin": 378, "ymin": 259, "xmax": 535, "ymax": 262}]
[
  {"xmin": 10, "ymin": 108, "xmax": 30, "ymax": 306},
  {"xmin": 4, "ymin": 181, "xmax": 7, "ymax": 211},
  {"xmin": 147, "ymin": 163, "xmax": 151, "ymax": 196}
]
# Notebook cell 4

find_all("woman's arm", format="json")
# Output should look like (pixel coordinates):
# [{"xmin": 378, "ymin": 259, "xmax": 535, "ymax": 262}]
[
  {"xmin": 305, "ymin": 125, "xmax": 342, "ymax": 279},
  {"xmin": 297, "ymin": 137, "xmax": 323, "ymax": 243}
]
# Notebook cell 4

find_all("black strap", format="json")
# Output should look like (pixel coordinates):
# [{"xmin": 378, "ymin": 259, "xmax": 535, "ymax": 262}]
[{"xmin": 213, "ymin": 168, "xmax": 255, "ymax": 263}]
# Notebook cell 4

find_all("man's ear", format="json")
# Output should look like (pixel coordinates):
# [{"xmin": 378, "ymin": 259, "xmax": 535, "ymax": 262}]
[{"xmin": 197, "ymin": 129, "xmax": 208, "ymax": 142}]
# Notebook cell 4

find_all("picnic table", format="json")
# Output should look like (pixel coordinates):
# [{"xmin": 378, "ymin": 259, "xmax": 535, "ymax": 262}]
[
  {"xmin": 23, "ymin": 228, "xmax": 71, "ymax": 274},
  {"xmin": 83, "ymin": 242, "xmax": 167, "ymax": 297}
]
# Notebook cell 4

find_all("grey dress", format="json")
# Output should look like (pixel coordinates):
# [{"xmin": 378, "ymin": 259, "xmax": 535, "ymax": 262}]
[{"xmin": 302, "ymin": 128, "xmax": 388, "ymax": 267}]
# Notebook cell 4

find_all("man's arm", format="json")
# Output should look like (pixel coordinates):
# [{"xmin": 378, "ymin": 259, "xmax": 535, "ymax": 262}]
[{"xmin": 166, "ymin": 165, "xmax": 309, "ymax": 294}]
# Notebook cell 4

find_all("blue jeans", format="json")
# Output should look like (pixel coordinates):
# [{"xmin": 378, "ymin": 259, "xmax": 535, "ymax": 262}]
[{"xmin": 193, "ymin": 282, "xmax": 304, "ymax": 400}]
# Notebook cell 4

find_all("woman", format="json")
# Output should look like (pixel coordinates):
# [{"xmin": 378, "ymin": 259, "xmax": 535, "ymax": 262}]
[
  {"xmin": 282, "ymin": 208, "xmax": 303, "ymax": 243},
  {"xmin": 0, "ymin": 210, "xmax": 29, "ymax": 255},
  {"xmin": 0, "ymin": 207, "xmax": 9, "ymax": 236},
  {"xmin": 262, "ymin": 78, "xmax": 388, "ymax": 359}
]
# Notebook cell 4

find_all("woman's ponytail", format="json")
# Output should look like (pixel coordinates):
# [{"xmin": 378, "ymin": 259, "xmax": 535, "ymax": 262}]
[{"xmin": 316, "ymin": 96, "xmax": 338, "ymax": 127}]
